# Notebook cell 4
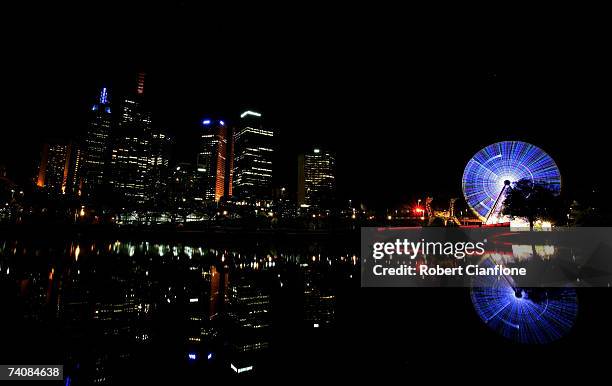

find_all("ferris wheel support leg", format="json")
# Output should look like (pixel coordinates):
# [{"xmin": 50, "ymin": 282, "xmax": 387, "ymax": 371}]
[{"xmin": 485, "ymin": 182, "xmax": 510, "ymax": 224}]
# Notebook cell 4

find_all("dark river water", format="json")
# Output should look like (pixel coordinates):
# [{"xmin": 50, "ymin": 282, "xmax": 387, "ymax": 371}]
[
  {"xmin": 0, "ymin": 236, "xmax": 360, "ymax": 383},
  {"xmin": 2, "ymin": 235, "xmax": 612, "ymax": 383}
]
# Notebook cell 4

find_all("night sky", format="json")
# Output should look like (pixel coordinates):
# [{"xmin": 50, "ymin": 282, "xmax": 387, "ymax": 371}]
[{"xmin": 3, "ymin": 3, "xmax": 610, "ymax": 208}]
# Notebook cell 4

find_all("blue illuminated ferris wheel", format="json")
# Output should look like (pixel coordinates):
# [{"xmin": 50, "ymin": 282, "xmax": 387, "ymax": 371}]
[{"xmin": 462, "ymin": 141, "xmax": 561, "ymax": 222}]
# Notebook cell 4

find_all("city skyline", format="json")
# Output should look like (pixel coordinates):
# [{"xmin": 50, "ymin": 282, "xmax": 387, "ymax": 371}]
[
  {"xmin": 30, "ymin": 80, "xmax": 286, "ymax": 213},
  {"xmin": 26, "ymin": 74, "xmax": 355, "ymax": 226},
  {"xmin": 3, "ymin": 3, "xmax": 611, "ymax": 209},
  {"xmin": 5, "ymin": 69, "xmax": 606, "ymax": 208},
  {"xmin": 4, "ymin": 60, "xmax": 609, "ymax": 210}
]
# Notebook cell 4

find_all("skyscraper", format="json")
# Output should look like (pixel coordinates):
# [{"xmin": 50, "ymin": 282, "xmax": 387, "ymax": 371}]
[
  {"xmin": 109, "ymin": 73, "xmax": 152, "ymax": 206},
  {"xmin": 169, "ymin": 162, "xmax": 197, "ymax": 202},
  {"xmin": 298, "ymin": 148, "xmax": 336, "ymax": 207},
  {"xmin": 226, "ymin": 133, "xmax": 234, "ymax": 198},
  {"xmin": 37, "ymin": 142, "xmax": 81, "ymax": 195},
  {"xmin": 147, "ymin": 128, "xmax": 172, "ymax": 205},
  {"xmin": 82, "ymin": 87, "xmax": 112, "ymax": 196},
  {"xmin": 197, "ymin": 119, "xmax": 229, "ymax": 202},
  {"xmin": 233, "ymin": 110, "xmax": 273, "ymax": 201}
]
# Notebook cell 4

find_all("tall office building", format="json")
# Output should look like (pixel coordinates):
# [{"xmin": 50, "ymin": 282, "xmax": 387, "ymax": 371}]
[
  {"xmin": 297, "ymin": 148, "xmax": 336, "ymax": 207},
  {"xmin": 37, "ymin": 142, "xmax": 81, "ymax": 195},
  {"xmin": 197, "ymin": 119, "xmax": 229, "ymax": 202},
  {"xmin": 226, "ymin": 134, "xmax": 234, "ymax": 198},
  {"xmin": 233, "ymin": 110, "xmax": 273, "ymax": 201},
  {"xmin": 109, "ymin": 73, "xmax": 152, "ymax": 206},
  {"xmin": 169, "ymin": 162, "xmax": 198, "ymax": 205},
  {"xmin": 82, "ymin": 87, "xmax": 113, "ymax": 196},
  {"xmin": 147, "ymin": 128, "xmax": 172, "ymax": 205}
]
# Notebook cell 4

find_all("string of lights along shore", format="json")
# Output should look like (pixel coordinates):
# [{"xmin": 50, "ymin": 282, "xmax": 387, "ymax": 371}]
[{"xmin": 33, "ymin": 73, "xmax": 338, "ymax": 223}]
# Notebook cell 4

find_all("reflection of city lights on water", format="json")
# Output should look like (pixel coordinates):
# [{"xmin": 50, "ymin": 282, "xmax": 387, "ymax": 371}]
[
  {"xmin": 510, "ymin": 245, "xmax": 533, "ymax": 260},
  {"xmin": 535, "ymin": 244, "xmax": 555, "ymax": 258},
  {"xmin": 511, "ymin": 244, "xmax": 556, "ymax": 260}
]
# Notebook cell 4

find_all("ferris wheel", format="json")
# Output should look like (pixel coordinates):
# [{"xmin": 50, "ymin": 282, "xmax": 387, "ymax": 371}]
[
  {"xmin": 462, "ymin": 141, "xmax": 574, "ymax": 343},
  {"xmin": 462, "ymin": 141, "xmax": 561, "ymax": 224}
]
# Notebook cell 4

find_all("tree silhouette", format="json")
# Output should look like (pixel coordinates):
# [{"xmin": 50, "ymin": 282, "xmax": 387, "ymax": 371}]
[{"xmin": 502, "ymin": 179, "xmax": 561, "ymax": 230}]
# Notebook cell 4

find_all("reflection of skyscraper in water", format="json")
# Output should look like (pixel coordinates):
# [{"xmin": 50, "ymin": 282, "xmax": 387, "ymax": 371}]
[
  {"xmin": 209, "ymin": 265, "xmax": 222, "ymax": 319},
  {"xmin": 226, "ymin": 273, "xmax": 271, "ymax": 368},
  {"xmin": 29, "ymin": 241, "xmax": 154, "ymax": 384},
  {"xmin": 228, "ymin": 276, "xmax": 270, "ymax": 330},
  {"xmin": 183, "ymin": 263, "xmax": 225, "ymax": 353},
  {"xmin": 223, "ymin": 273, "xmax": 271, "ymax": 375},
  {"xmin": 58, "ymin": 249, "xmax": 88, "ymax": 323},
  {"xmin": 17, "ymin": 271, "xmax": 50, "ymax": 321},
  {"xmin": 89, "ymin": 249, "xmax": 152, "ymax": 344},
  {"xmin": 304, "ymin": 268, "xmax": 335, "ymax": 328},
  {"xmin": 89, "ymin": 248, "xmax": 152, "ymax": 384}
]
